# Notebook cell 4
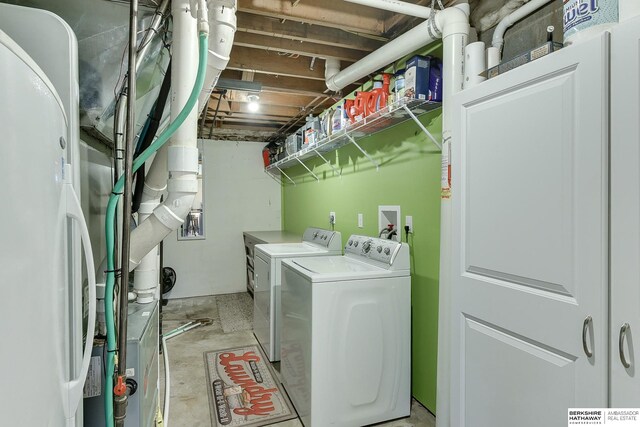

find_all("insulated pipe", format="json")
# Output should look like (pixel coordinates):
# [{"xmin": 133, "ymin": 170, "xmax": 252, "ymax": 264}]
[
  {"xmin": 344, "ymin": 0, "xmax": 432, "ymax": 18},
  {"xmin": 136, "ymin": 0, "xmax": 170, "ymax": 71},
  {"xmin": 491, "ymin": 0, "xmax": 555, "ymax": 53},
  {"xmin": 198, "ymin": 0, "xmax": 237, "ymax": 113}
]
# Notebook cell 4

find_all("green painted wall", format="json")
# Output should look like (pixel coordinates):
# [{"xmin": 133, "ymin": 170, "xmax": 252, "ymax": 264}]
[{"xmin": 281, "ymin": 108, "xmax": 442, "ymax": 412}]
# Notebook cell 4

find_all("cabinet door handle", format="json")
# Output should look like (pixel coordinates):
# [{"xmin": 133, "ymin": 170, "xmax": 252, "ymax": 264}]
[
  {"xmin": 583, "ymin": 316, "xmax": 593, "ymax": 358},
  {"xmin": 619, "ymin": 323, "xmax": 631, "ymax": 369}
]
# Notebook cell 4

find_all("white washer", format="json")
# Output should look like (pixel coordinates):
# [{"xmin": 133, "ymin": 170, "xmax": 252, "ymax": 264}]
[
  {"xmin": 253, "ymin": 227, "xmax": 342, "ymax": 362},
  {"xmin": 280, "ymin": 235, "xmax": 411, "ymax": 427}
]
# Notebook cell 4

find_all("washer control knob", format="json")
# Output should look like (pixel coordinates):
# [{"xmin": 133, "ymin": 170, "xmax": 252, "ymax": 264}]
[
  {"xmin": 384, "ymin": 247, "xmax": 391, "ymax": 255},
  {"xmin": 354, "ymin": 241, "xmax": 359, "ymax": 247},
  {"xmin": 363, "ymin": 242, "xmax": 371, "ymax": 253},
  {"xmin": 314, "ymin": 232, "xmax": 319, "ymax": 238},
  {"xmin": 348, "ymin": 240, "xmax": 353, "ymax": 246},
  {"xmin": 377, "ymin": 246, "xmax": 382, "ymax": 253}
]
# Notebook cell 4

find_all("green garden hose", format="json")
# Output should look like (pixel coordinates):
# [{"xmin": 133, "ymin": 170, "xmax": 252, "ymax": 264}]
[{"xmin": 103, "ymin": 31, "xmax": 209, "ymax": 426}]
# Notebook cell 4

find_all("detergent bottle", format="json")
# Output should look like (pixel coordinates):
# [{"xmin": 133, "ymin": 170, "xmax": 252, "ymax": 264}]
[{"xmin": 366, "ymin": 73, "xmax": 391, "ymax": 115}]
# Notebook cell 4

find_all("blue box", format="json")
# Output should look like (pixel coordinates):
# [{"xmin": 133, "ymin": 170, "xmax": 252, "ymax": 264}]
[{"xmin": 405, "ymin": 55, "xmax": 431, "ymax": 100}]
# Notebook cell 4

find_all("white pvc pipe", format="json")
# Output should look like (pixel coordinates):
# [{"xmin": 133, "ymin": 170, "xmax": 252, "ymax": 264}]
[
  {"xmin": 329, "ymin": 5, "xmax": 469, "ymax": 426},
  {"xmin": 463, "ymin": 41, "xmax": 486, "ymax": 89},
  {"xmin": 492, "ymin": 0, "xmax": 555, "ymax": 52},
  {"xmin": 326, "ymin": 20, "xmax": 436, "ymax": 91},
  {"xmin": 162, "ymin": 335, "xmax": 171, "ymax": 427},
  {"xmin": 344, "ymin": 0, "xmax": 432, "ymax": 18},
  {"xmin": 436, "ymin": 28, "xmax": 468, "ymax": 427},
  {"xmin": 486, "ymin": 46, "xmax": 500, "ymax": 69},
  {"xmin": 325, "ymin": 57, "xmax": 341, "ymax": 82},
  {"xmin": 133, "ymin": 202, "xmax": 160, "ymax": 302},
  {"xmin": 129, "ymin": 0, "xmax": 200, "ymax": 268},
  {"xmin": 331, "ymin": 4, "xmax": 468, "ymax": 426},
  {"xmin": 198, "ymin": 0, "xmax": 237, "ymax": 113},
  {"xmin": 326, "ymin": 4, "xmax": 469, "ymax": 92},
  {"xmin": 129, "ymin": 0, "xmax": 236, "ymax": 270}
]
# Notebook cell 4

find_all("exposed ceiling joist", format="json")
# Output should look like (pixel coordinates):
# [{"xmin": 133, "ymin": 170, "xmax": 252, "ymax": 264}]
[
  {"xmin": 232, "ymin": 31, "xmax": 367, "ymax": 62},
  {"xmin": 238, "ymin": 0, "xmax": 388, "ymax": 36},
  {"xmin": 236, "ymin": 12, "xmax": 386, "ymax": 51},
  {"xmin": 227, "ymin": 46, "xmax": 331, "ymax": 80},
  {"xmin": 206, "ymin": 102, "xmax": 304, "ymax": 118},
  {"xmin": 203, "ymin": 128, "xmax": 276, "ymax": 142},
  {"xmin": 226, "ymin": 91, "xmax": 326, "ymax": 108}
]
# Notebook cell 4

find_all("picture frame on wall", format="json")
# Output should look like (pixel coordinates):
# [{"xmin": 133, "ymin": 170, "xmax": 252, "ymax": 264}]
[{"xmin": 178, "ymin": 140, "xmax": 205, "ymax": 240}]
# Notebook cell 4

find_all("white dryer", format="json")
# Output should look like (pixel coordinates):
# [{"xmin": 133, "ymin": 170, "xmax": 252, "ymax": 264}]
[
  {"xmin": 280, "ymin": 235, "xmax": 411, "ymax": 427},
  {"xmin": 253, "ymin": 227, "xmax": 342, "ymax": 362}
]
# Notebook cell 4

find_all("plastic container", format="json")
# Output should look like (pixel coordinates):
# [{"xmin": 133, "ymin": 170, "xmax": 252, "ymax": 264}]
[
  {"xmin": 393, "ymin": 69, "xmax": 405, "ymax": 103},
  {"xmin": 563, "ymin": 0, "xmax": 618, "ymax": 45}
]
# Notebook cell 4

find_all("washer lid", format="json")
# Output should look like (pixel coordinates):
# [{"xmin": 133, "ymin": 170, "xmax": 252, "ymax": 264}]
[
  {"xmin": 282, "ymin": 256, "xmax": 409, "ymax": 282},
  {"xmin": 255, "ymin": 242, "xmax": 340, "ymax": 258}
]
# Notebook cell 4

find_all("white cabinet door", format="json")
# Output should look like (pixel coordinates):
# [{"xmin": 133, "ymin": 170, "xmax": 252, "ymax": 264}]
[
  {"xmin": 611, "ymin": 15, "xmax": 640, "ymax": 406},
  {"xmin": 450, "ymin": 34, "xmax": 609, "ymax": 427}
]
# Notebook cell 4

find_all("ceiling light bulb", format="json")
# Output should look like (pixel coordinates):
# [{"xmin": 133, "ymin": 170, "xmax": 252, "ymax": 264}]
[
  {"xmin": 248, "ymin": 101, "xmax": 259, "ymax": 112},
  {"xmin": 247, "ymin": 94, "xmax": 260, "ymax": 113}
]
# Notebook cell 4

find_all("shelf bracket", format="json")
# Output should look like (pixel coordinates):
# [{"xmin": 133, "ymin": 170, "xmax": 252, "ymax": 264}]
[
  {"xmin": 312, "ymin": 149, "xmax": 341, "ymax": 176},
  {"xmin": 265, "ymin": 170, "xmax": 283, "ymax": 186},
  {"xmin": 403, "ymin": 104, "xmax": 441, "ymax": 150},
  {"xmin": 294, "ymin": 157, "xmax": 319, "ymax": 181},
  {"xmin": 276, "ymin": 166, "xmax": 296, "ymax": 186},
  {"xmin": 346, "ymin": 134, "xmax": 379, "ymax": 171}
]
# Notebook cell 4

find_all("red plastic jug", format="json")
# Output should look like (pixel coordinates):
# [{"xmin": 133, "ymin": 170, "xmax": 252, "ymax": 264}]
[{"xmin": 366, "ymin": 74, "xmax": 391, "ymax": 116}]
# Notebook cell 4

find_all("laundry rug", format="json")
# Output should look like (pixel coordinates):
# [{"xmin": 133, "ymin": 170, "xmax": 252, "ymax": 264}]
[
  {"xmin": 204, "ymin": 345, "xmax": 297, "ymax": 426},
  {"xmin": 216, "ymin": 293, "xmax": 253, "ymax": 333}
]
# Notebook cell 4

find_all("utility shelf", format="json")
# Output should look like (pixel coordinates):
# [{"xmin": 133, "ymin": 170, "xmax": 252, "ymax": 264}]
[{"xmin": 265, "ymin": 97, "xmax": 442, "ymax": 184}]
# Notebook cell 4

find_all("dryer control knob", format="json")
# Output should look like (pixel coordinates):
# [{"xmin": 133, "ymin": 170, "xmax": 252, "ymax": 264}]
[
  {"xmin": 354, "ymin": 241, "xmax": 359, "ymax": 247},
  {"xmin": 377, "ymin": 246, "xmax": 382, "ymax": 253},
  {"xmin": 363, "ymin": 242, "xmax": 371, "ymax": 253},
  {"xmin": 348, "ymin": 240, "xmax": 353, "ymax": 246},
  {"xmin": 384, "ymin": 247, "xmax": 391, "ymax": 255}
]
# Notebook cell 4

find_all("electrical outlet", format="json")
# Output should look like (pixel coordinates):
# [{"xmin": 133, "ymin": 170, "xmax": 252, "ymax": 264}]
[
  {"xmin": 405, "ymin": 215, "xmax": 413, "ymax": 232},
  {"xmin": 357, "ymin": 213, "xmax": 363, "ymax": 228},
  {"xmin": 329, "ymin": 211, "xmax": 336, "ymax": 225}
]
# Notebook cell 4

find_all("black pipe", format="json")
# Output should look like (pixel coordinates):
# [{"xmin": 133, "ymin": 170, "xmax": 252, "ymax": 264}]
[
  {"xmin": 115, "ymin": 0, "xmax": 137, "ymax": 424},
  {"xmin": 132, "ymin": 61, "xmax": 172, "ymax": 213}
]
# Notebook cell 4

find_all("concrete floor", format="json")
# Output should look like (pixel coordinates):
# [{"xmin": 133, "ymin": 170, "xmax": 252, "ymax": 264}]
[{"xmin": 160, "ymin": 294, "xmax": 436, "ymax": 427}]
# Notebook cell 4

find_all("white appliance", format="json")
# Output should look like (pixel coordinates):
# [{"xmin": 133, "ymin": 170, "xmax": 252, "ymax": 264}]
[
  {"xmin": 253, "ymin": 227, "xmax": 342, "ymax": 362},
  {"xmin": 0, "ymin": 24, "xmax": 96, "ymax": 427},
  {"xmin": 280, "ymin": 235, "xmax": 411, "ymax": 427}
]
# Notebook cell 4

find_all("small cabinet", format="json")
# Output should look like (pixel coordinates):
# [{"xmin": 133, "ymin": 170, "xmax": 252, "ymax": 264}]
[{"xmin": 243, "ymin": 231, "xmax": 301, "ymax": 296}]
